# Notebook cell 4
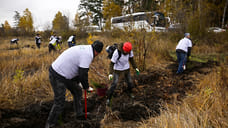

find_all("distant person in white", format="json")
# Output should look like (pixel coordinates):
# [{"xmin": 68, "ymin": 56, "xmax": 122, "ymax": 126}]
[
  {"xmin": 10, "ymin": 38, "xmax": 19, "ymax": 44},
  {"xmin": 49, "ymin": 34, "xmax": 56, "ymax": 41},
  {"xmin": 67, "ymin": 35, "xmax": 76, "ymax": 47},
  {"xmin": 48, "ymin": 36, "xmax": 61, "ymax": 52},
  {"xmin": 45, "ymin": 40, "xmax": 103, "ymax": 128},
  {"xmin": 176, "ymin": 33, "xmax": 192, "ymax": 74},
  {"xmin": 35, "ymin": 34, "xmax": 41, "ymax": 49}
]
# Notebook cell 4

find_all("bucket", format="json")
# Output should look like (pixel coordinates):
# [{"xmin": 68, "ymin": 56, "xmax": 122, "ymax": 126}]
[{"xmin": 96, "ymin": 87, "xmax": 108, "ymax": 96}]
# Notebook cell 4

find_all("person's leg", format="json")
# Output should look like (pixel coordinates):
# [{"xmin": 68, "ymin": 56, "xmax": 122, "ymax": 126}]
[
  {"xmin": 46, "ymin": 72, "xmax": 66, "ymax": 126},
  {"xmin": 124, "ymin": 70, "xmax": 133, "ymax": 92},
  {"xmin": 124, "ymin": 70, "xmax": 134, "ymax": 98},
  {"xmin": 48, "ymin": 44, "xmax": 52, "ymax": 52},
  {"xmin": 65, "ymin": 81, "xmax": 83, "ymax": 117},
  {"xmin": 68, "ymin": 42, "xmax": 71, "ymax": 47},
  {"xmin": 106, "ymin": 72, "xmax": 119, "ymax": 100},
  {"xmin": 176, "ymin": 52, "xmax": 186, "ymax": 74}
]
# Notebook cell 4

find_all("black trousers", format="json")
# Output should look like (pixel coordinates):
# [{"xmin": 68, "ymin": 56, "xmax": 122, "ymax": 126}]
[
  {"xmin": 47, "ymin": 67, "xmax": 82, "ymax": 125},
  {"xmin": 107, "ymin": 69, "xmax": 133, "ymax": 99}
]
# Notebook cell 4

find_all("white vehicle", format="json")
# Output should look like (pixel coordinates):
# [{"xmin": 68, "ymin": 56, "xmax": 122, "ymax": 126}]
[
  {"xmin": 111, "ymin": 12, "xmax": 169, "ymax": 32},
  {"xmin": 208, "ymin": 27, "xmax": 226, "ymax": 33},
  {"xmin": 84, "ymin": 25, "xmax": 102, "ymax": 33}
]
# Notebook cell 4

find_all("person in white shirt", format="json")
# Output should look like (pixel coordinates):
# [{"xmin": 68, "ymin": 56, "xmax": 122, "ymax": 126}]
[
  {"xmin": 10, "ymin": 38, "xmax": 19, "ymax": 44},
  {"xmin": 67, "ymin": 35, "xmax": 76, "ymax": 47},
  {"xmin": 48, "ymin": 36, "xmax": 61, "ymax": 52},
  {"xmin": 45, "ymin": 40, "xmax": 103, "ymax": 128},
  {"xmin": 35, "ymin": 34, "xmax": 41, "ymax": 49},
  {"xmin": 49, "ymin": 34, "xmax": 56, "ymax": 41},
  {"xmin": 106, "ymin": 42, "xmax": 139, "ymax": 107},
  {"xmin": 176, "ymin": 33, "xmax": 192, "ymax": 74}
]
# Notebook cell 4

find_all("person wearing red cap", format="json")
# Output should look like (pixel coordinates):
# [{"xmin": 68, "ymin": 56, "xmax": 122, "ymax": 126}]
[{"xmin": 106, "ymin": 42, "xmax": 139, "ymax": 107}]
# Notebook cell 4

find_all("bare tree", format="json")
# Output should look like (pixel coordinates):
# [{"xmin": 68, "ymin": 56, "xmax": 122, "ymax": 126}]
[{"xmin": 222, "ymin": 0, "xmax": 228, "ymax": 28}]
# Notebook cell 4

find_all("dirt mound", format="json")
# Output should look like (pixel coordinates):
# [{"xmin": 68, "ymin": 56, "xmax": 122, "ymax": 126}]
[{"xmin": 0, "ymin": 60, "xmax": 217, "ymax": 128}]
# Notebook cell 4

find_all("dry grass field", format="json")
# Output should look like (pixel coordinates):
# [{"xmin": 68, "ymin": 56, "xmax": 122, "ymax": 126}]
[{"xmin": 0, "ymin": 32, "xmax": 228, "ymax": 128}]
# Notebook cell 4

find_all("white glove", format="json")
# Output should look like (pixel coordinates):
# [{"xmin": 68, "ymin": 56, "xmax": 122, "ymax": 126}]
[
  {"xmin": 88, "ymin": 87, "xmax": 94, "ymax": 92},
  {"xmin": 108, "ymin": 74, "xmax": 113, "ymax": 80},
  {"xmin": 79, "ymin": 83, "xmax": 83, "ymax": 88},
  {"xmin": 135, "ymin": 68, "xmax": 140, "ymax": 75}
]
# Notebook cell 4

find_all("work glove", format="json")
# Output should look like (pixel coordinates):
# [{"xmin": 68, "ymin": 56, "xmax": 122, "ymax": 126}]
[
  {"xmin": 135, "ymin": 68, "xmax": 140, "ymax": 75},
  {"xmin": 108, "ymin": 74, "xmax": 113, "ymax": 80},
  {"xmin": 87, "ymin": 87, "xmax": 94, "ymax": 93}
]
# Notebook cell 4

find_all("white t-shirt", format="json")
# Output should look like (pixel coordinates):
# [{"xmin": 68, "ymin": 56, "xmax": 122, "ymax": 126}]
[
  {"xmin": 50, "ymin": 36, "xmax": 55, "ymax": 41},
  {"xmin": 67, "ymin": 36, "xmax": 74, "ymax": 42},
  {"xmin": 52, "ymin": 45, "xmax": 94, "ymax": 79},
  {"xmin": 49, "ymin": 38, "xmax": 57, "ymax": 45},
  {"xmin": 176, "ymin": 37, "xmax": 192, "ymax": 52},
  {"xmin": 11, "ymin": 39, "xmax": 18, "ymax": 42},
  {"xmin": 111, "ymin": 49, "xmax": 134, "ymax": 71}
]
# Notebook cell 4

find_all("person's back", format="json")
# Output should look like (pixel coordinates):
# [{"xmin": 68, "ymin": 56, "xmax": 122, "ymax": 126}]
[
  {"xmin": 52, "ymin": 45, "xmax": 94, "ymax": 79},
  {"xmin": 67, "ymin": 35, "xmax": 76, "ymax": 47},
  {"xmin": 176, "ymin": 37, "xmax": 192, "ymax": 53},
  {"xmin": 10, "ymin": 38, "xmax": 19, "ymax": 44}
]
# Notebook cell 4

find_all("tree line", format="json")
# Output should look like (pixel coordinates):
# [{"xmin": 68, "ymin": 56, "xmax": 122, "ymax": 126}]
[{"xmin": 0, "ymin": 0, "xmax": 228, "ymax": 38}]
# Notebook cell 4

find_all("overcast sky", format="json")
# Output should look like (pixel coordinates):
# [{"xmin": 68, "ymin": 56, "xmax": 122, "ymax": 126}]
[{"xmin": 0, "ymin": 0, "xmax": 80, "ymax": 31}]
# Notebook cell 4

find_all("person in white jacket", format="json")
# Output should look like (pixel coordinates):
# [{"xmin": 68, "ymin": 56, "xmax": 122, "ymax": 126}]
[{"xmin": 175, "ymin": 33, "xmax": 192, "ymax": 74}]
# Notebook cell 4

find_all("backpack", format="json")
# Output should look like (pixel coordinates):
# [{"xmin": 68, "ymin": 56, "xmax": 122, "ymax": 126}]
[{"xmin": 106, "ymin": 43, "xmax": 121, "ymax": 60}]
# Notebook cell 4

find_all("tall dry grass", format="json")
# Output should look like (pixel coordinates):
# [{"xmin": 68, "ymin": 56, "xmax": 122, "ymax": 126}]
[
  {"xmin": 0, "ymin": 38, "xmax": 58, "ymax": 109},
  {"xmin": 0, "ymin": 33, "xmax": 171, "ymax": 109},
  {"xmin": 138, "ymin": 67, "xmax": 228, "ymax": 128}
]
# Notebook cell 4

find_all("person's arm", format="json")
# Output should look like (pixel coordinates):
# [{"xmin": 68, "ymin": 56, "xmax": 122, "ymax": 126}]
[
  {"xmin": 129, "ymin": 57, "xmax": 137, "ymax": 69},
  {"xmin": 187, "ymin": 47, "xmax": 192, "ymax": 57},
  {"xmin": 72, "ymin": 37, "xmax": 76, "ymax": 44},
  {"xmin": 79, "ymin": 67, "xmax": 89, "ymax": 89},
  {"xmin": 109, "ymin": 62, "xmax": 114, "ymax": 74}
]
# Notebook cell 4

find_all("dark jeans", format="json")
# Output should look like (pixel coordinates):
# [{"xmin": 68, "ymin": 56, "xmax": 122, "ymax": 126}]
[
  {"xmin": 47, "ymin": 67, "xmax": 82, "ymax": 126},
  {"xmin": 68, "ymin": 42, "xmax": 75, "ymax": 47},
  {"xmin": 36, "ymin": 42, "xmax": 40, "ymax": 49},
  {"xmin": 48, "ymin": 44, "xmax": 56, "ymax": 52},
  {"xmin": 176, "ymin": 51, "xmax": 187, "ymax": 74},
  {"xmin": 107, "ymin": 69, "xmax": 133, "ymax": 99}
]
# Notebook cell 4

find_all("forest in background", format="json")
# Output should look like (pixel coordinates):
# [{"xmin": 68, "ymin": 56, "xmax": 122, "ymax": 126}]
[{"xmin": 0, "ymin": 0, "xmax": 228, "ymax": 40}]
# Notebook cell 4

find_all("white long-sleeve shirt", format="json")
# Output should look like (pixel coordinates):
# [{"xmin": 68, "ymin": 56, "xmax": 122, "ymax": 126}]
[{"xmin": 176, "ymin": 37, "xmax": 192, "ymax": 53}]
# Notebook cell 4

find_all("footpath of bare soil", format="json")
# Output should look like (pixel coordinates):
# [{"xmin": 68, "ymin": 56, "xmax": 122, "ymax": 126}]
[{"xmin": 0, "ymin": 60, "xmax": 218, "ymax": 128}]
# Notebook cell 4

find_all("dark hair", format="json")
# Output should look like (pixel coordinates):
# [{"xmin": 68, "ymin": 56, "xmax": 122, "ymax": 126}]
[{"xmin": 92, "ymin": 40, "xmax": 103, "ymax": 53}]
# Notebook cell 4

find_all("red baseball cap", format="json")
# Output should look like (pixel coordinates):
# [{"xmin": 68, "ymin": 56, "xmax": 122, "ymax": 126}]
[{"xmin": 123, "ymin": 42, "xmax": 132, "ymax": 52}]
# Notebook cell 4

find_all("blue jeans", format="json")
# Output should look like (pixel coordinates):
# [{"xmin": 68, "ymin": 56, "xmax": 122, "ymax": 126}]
[
  {"xmin": 68, "ymin": 42, "xmax": 76, "ymax": 47},
  {"xmin": 176, "ymin": 51, "xmax": 187, "ymax": 74}
]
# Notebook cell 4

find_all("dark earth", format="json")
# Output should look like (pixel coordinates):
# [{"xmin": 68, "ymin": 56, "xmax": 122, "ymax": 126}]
[{"xmin": 0, "ymin": 60, "xmax": 218, "ymax": 128}]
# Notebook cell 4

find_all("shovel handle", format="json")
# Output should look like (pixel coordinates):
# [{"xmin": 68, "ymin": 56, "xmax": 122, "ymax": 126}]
[{"xmin": 84, "ymin": 90, "xmax": 87, "ymax": 119}]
